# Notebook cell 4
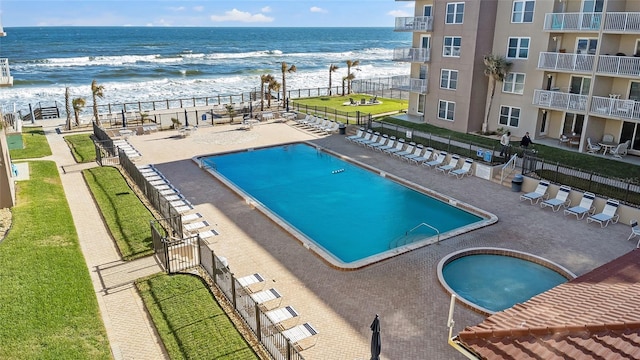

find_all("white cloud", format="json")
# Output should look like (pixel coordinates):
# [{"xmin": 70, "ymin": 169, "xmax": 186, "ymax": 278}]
[
  {"xmin": 168, "ymin": 6, "xmax": 185, "ymax": 12},
  {"xmin": 388, "ymin": 10, "xmax": 411, "ymax": 17},
  {"xmin": 193, "ymin": 6, "xmax": 205, "ymax": 12},
  {"xmin": 211, "ymin": 9, "xmax": 274, "ymax": 23},
  {"xmin": 261, "ymin": 6, "xmax": 272, "ymax": 13},
  {"xmin": 310, "ymin": 6, "xmax": 327, "ymax": 13}
]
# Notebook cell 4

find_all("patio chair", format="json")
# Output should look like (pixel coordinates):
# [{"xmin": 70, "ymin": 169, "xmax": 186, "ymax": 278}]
[
  {"xmin": 250, "ymin": 288, "xmax": 283, "ymax": 310},
  {"xmin": 352, "ymin": 130, "xmax": 372, "ymax": 145},
  {"xmin": 423, "ymin": 151, "xmax": 447, "ymax": 168},
  {"xmin": 197, "ymin": 229, "xmax": 218, "ymax": 240},
  {"xmin": 586, "ymin": 138, "xmax": 601, "ymax": 154},
  {"xmin": 449, "ymin": 158, "xmax": 474, "ymax": 179},
  {"xmin": 265, "ymin": 306, "xmax": 299, "ymax": 330},
  {"xmin": 519, "ymin": 180, "xmax": 550, "ymax": 205},
  {"xmin": 384, "ymin": 138, "xmax": 406, "ymax": 155},
  {"xmin": 183, "ymin": 220, "xmax": 209, "ymax": 233},
  {"xmin": 564, "ymin": 192, "xmax": 596, "ymax": 220},
  {"xmin": 346, "ymin": 127, "xmax": 365, "ymax": 142},
  {"xmin": 437, "ymin": 154, "xmax": 461, "ymax": 174},
  {"xmin": 237, "ymin": 273, "xmax": 265, "ymax": 293},
  {"xmin": 586, "ymin": 199, "xmax": 620, "ymax": 228},
  {"xmin": 627, "ymin": 220, "xmax": 640, "ymax": 245},
  {"xmin": 402, "ymin": 144, "xmax": 424, "ymax": 162},
  {"xmin": 181, "ymin": 212, "xmax": 202, "ymax": 223},
  {"xmin": 610, "ymin": 140, "xmax": 630, "ymax": 158},
  {"xmin": 377, "ymin": 136, "xmax": 396, "ymax": 152},
  {"xmin": 540, "ymin": 185, "xmax": 571, "ymax": 212},
  {"xmin": 410, "ymin": 147, "xmax": 434, "ymax": 165},
  {"xmin": 349, "ymin": 98, "xmax": 358, "ymax": 106},
  {"xmin": 358, "ymin": 132, "xmax": 380, "ymax": 147},
  {"xmin": 602, "ymin": 134, "xmax": 614, "ymax": 143},
  {"xmin": 393, "ymin": 142, "xmax": 416, "ymax": 158},
  {"xmin": 367, "ymin": 134, "xmax": 389, "ymax": 150},
  {"xmin": 281, "ymin": 323, "xmax": 319, "ymax": 351}
]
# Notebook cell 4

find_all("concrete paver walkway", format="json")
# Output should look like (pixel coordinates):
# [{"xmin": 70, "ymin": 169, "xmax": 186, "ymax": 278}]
[{"xmin": 42, "ymin": 122, "xmax": 167, "ymax": 360}]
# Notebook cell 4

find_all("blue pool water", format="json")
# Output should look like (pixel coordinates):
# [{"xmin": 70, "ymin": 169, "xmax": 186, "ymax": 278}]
[
  {"xmin": 442, "ymin": 254, "xmax": 568, "ymax": 312},
  {"xmin": 203, "ymin": 143, "xmax": 484, "ymax": 265}
]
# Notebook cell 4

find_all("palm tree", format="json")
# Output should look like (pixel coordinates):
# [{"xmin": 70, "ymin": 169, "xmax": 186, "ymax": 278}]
[
  {"xmin": 91, "ymin": 79, "xmax": 105, "ymax": 126},
  {"xmin": 72, "ymin": 97, "xmax": 86, "ymax": 126},
  {"xmin": 65, "ymin": 87, "xmax": 72, "ymax": 130},
  {"xmin": 346, "ymin": 59, "xmax": 360, "ymax": 94},
  {"xmin": 280, "ymin": 62, "xmax": 296, "ymax": 107},
  {"xmin": 342, "ymin": 74, "xmax": 355, "ymax": 96},
  {"xmin": 483, "ymin": 54, "xmax": 512, "ymax": 133},
  {"xmin": 267, "ymin": 78, "xmax": 281, "ymax": 108},
  {"xmin": 328, "ymin": 64, "xmax": 339, "ymax": 95},
  {"xmin": 260, "ymin": 74, "xmax": 274, "ymax": 111}
]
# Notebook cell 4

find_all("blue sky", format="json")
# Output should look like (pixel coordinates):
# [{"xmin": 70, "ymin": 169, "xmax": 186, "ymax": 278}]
[{"xmin": 2, "ymin": 0, "xmax": 415, "ymax": 27}]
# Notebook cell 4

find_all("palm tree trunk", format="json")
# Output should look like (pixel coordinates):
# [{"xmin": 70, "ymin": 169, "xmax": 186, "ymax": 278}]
[
  {"xmin": 329, "ymin": 72, "xmax": 332, "ymax": 96},
  {"xmin": 260, "ymin": 82, "xmax": 264, "ymax": 111},
  {"xmin": 483, "ymin": 79, "xmax": 496, "ymax": 133}
]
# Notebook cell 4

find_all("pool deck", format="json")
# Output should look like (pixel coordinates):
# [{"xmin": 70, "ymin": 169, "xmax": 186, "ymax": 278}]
[{"xmin": 108, "ymin": 121, "xmax": 634, "ymax": 359}]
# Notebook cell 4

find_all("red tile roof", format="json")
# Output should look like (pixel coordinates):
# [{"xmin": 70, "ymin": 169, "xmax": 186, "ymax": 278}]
[{"xmin": 457, "ymin": 249, "xmax": 640, "ymax": 359}]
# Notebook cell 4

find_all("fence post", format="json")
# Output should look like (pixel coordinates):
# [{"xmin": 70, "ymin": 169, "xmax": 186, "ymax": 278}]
[
  {"xmin": 255, "ymin": 303, "xmax": 262, "ymax": 341},
  {"xmin": 231, "ymin": 273, "xmax": 237, "ymax": 309},
  {"xmin": 555, "ymin": 162, "xmax": 560, "ymax": 183},
  {"xmin": 287, "ymin": 342, "xmax": 292, "ymax": 360},
  {"xmin": 589, "ymin": 172, "xmax": 594, "ymax": 192},
  {"xmin": 211, "ymin": 250, "xmax": 218, "ymax": 286}
]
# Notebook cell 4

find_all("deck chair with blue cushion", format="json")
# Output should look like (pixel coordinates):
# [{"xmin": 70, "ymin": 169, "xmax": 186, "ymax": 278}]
[
  {"xmin": 563, "ymin": 192, "xmax": 596, "ymax": 220},
  {"xmin": 449, "ymin": 158, "xmax": 474, "ymax": 179},
  {"xmin": 423, "ymin": 151, "xmax": 447, "ymax": 169},
  {"xmin": 540, "ymin": 185, "xmax": 571, "ymax": 212},
  {"xmin": 346, "ymin": 127, "xmax": 365, "ymax": 142},
  {"xmin": 586, "ymin": 199, "xmax": 620, "ymax": 227},
  {"xmin": 519, "ymin": 180, "xmax": 550, "ymax": 205},
  {"xmin": 351, "ymin": 130, "xmax": 372, "ymax": 145},
  {"xmin": 358, "ymin": 132, "xmax": 379, "ymax": 147},
  {"xmin": 410, "ymin": 147, "xmax": 433, "ymax": 165},
  {"xmin": 393, "ymin": 142, "xmax": 416, "ymax": 158},
  {"xmin": 367, "ymin": 133, "xmax": 389, "ymax": 150},
  {"xmin": 437, "ymin": 154, "xmax": 461, "ymax": 174},
  {"xmin": 627, "ymin": 220, "xmax": 640, "ymax": 245},
  {"xmin": 377, "ymin": 136, "xmax": 396, "ymax": 152},
  {"xmin": 281, "ymin": 322, "xmax": 319, "ymax": 351},
  {"xmin": 402, "ymin": 144, "xmax": 424, "ymax": 162},
  {"xmin": 384, "ymin": 138, "xmax": 406, "ymax": 155}
]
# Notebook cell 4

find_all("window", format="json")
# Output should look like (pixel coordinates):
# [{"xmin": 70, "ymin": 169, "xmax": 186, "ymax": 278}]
[
  {"xmin": 630, "ymin": 81, "xmax": 640, "ymax": 101},
  {"xmin": 438, "ymin": 100, "xmax": 455, "ymax": 121},
  {"xmin": 443, "ymin": 36, "xmax": 461, "ymax": 57},
  {"xmin": 424, "ymin": 5, "xmax": 432, "ymax": 17},
  {"xmin": 499, "ymin": 106, "xmax": 520, "ymax": 127},
  {"xmin": 446, "ymin": 3, "xmax": 464, "ymax": 24},
  {"xmin": 503, "ymin": 73, "xmax": 525, "ymax": 94},
  {"xmin": 440, "ymin": 69, "xmax": 458, "ymax": 90},
  {"xmin": 507, "ymin": 37, "xmax": 529, "ymax": 59},
  {"xmin": 512, "ymin": 0, "xmax": 535, "ymax": 23}
]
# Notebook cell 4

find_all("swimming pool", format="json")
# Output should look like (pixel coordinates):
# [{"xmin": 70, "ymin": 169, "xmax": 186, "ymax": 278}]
[
  {"xmin": 199, "ymin": 142, "xmax": 496, "ymax": 269},
  {"xmin": 438, "ymin": 248, "xmax": 576, "ymax": 314}
]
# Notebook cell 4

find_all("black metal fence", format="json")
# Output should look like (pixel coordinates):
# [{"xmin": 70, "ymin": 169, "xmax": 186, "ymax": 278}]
[
  {"xmin": 290, "ymin": 102, "xmax": 373, "ymax": 125},
  {"xmin": 521, "ymin": 153, "xmax": 640, "ymax": 206}
]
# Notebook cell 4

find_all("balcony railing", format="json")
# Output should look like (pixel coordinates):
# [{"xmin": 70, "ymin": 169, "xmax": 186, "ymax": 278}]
[
  {"xmin": 533, "ymin": 89, "xmax": 588, "ymax": 112},
  {"xmin": 538, "ymin": 52, "xmax": 595, "ymax": 73},
  {"xmin": 392, "ymin": 48, "xmax": 430, "ymax": 63},
  {"xmin": 0, "ymin": 58, "xmax": 12, "ymax": 87},
  {"xmin": 596, "ymin": 55, "xmax": 640, "ymax": 77},
  {"xmin": 390, "ymin": 75, "xmax": 428, "ymax": 94},
  {"xmin": 394, "ymin": 16, "xmax": 433, "ymax": 32},
  {"xmin": 603, "ymin": 12, "xmax": 640, "ymax": 33},
  {"xmin": 591, "ymin": 96, "xmax": 640, "ymax": 120},
  {"xmin": 543, "ymin": 12, "xmax": 602, "ymax": 31}
]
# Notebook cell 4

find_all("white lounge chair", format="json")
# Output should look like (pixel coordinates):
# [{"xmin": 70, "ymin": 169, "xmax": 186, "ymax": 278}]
[
  {"xmin": 449, "ymin": 158, "xmax": 473, "ymax": 179},
  {"xmin": 281, "ymin": 322, "xmax": 319, "ymax": 350},
  {"xmin": 540, "ymin": 185, "xmax": 571, "ymax": 212},
  {"xmin": 351, "ymin": 130, "xmax": 372, "ymax": 144},
  {"xmin": 423, "ymin": 151, "xmax": 447, "ymax": 168},
  {"xmin": 410, "ymin": 147, "xmax": 433, "ymax": 165},
  {"xmin": 437, "ymin": 154, "xmax": 460, "ymax": 174},
  {"xmin": 183, "ymin": 220, "xmax": 209, "ymax": 232},
  {"xmin": 237, "ymin": 273, "xmax": 265, "ymax": 293},
  {"xmin": 586, "ymin": 138, "xmax": 602, "ymax": 154},
  {"xmin": 265, "ymin": 306, "xmax": 299, "ymax": 330},
  {"xmin": 519, "ymin": 180, "xmax": 550, "ymax": 204},
  {"xmin": 250, "ymin": 288, "xmax": 282, "ymax": 309},
  {"xmin": 368, "ymin": 134, "xmax": 388, "ymax": 150},
  {"xmin": 586, "ymin": 199, "xmax": 620, "ymax": 227},
  {"xmin": 402, "ymin": 144, "xmax": 424, "ymax": 162},
  {"xmin": 564, "ymin": 192, "xmax": 596, "ymax": 220},
  {"xmin": 627, "ymin": 220, "xmax": 640, "ymax": 246},
  {"xmin": 394, "ymin": 142, "xmax": 416, "ymax": 158},
  {"xmin": 346, "ymin": 127, "xmax": 365, "ymax": 142},
  {"xmin": 358, "ymin": 132, "xmax": 380, "ymax": 147},
  {"xmin": 198, "ymin": 229, "xmax": 218, "ymax": 239},
  {"xmin": 384, "ymin": 138, "xmax": 405, "ymax": 155},
  {"xmin": 181, "ymin": 212, "xmax": 202, "ymax": 223}
]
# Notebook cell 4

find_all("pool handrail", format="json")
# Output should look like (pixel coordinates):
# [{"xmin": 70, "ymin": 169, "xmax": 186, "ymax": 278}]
[{"xmin": 389, "ymin": 222, "xmax": 440, "ymax": 248}]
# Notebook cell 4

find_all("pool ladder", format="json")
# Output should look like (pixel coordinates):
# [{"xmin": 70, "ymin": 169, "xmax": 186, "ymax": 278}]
[{"xmin": 389, "ymin": 222, "xmax": 440, "ymax": 249}]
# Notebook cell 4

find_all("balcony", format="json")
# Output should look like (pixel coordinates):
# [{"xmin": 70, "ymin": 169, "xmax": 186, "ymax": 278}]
[
  {"xmin": 543, "ymin": 12, "xmax": 602, "ymax": 31},
  {"xmin": 533, "ymin": 89, "xmax": 588, "ymax": 112},
  {"xmin": 390, "ymin": 75, "xmax": 428, "ymax": 94},
  {"xmin": 0, "ymin": 58, "xmax": 12, "ymax": 87},
  {"xmin": 394, "ymin": 16, "xmax": 433, "ymax": 32},
  {"xmin": 591, "ymin": 96, "xmax": 640, "ymax": 120},
  {"xmin": 538, "ymin": 52, "xmax": 595, "ymax": 73},
  {"xmin": 596, "ymin": 55, "xmax": 640, "ymax": 77},
  {"xmin": 603, "ymin": 12, "xmax": 640, "ymax": 33},
  {"xmin": 392, "ymin": 48, "xmax": 430, "ymax": 63}
]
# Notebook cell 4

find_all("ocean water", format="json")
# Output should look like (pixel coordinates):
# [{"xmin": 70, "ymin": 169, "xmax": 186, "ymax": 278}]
[{"xmin": 0, "ymin": 27, "xmax": 410, "ymax": 113}]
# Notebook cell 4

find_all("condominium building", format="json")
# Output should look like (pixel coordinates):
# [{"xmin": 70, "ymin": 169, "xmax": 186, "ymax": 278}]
[{"xmin": 394, "ymin": 0, "xmax": 640, "ymax": 156}]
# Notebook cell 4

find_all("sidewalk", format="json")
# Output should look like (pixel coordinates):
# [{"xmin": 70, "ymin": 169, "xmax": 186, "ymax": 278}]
[{"xmin": 42, "ymin": 122, "xmax": 167, "ymax": 360}]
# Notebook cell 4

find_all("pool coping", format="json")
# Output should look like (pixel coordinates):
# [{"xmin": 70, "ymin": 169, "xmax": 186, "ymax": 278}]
[
  {"xmin": 193, "ymin": 141, "xmax": 499, "ymax": 270},
  {"xmin": 437, "ymin": 247, "xmax": 578, "ymax": 316}
]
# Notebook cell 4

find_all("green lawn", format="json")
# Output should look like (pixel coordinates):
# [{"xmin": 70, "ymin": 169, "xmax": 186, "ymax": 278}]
[
  {"xmin": 293, "ymin": 94, "xmax": 408, "ymax": 115},
  {"xmin": 137, "ymin": 273, "xmax": 259, "ymax": 360},
  {"xmin": 83, "ymin": 166, "xmax": 154, "ymax": 260},
  {"xmin": 9, "ymin": 127, "xmax": 53, "ymax": 159},
  {"xmin": 65, "ymin": 133, "xmax": 97, "ymax": 163},
  {"xmin": 0, "ymin": 161, "xmax": 110, "ymax": 360}
]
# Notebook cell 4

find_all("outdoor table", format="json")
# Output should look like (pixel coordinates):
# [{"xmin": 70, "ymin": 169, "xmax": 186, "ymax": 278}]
[{"xmin": 598, "ymin": 141, "xmax": 617, "ymax": 155}]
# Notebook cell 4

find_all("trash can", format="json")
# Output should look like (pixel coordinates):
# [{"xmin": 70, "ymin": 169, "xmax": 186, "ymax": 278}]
[
  {"xmin": 511, "ymin": 174, "xmax": 523, "ymax": 192},
  {"xmin": 338, "ymin": 123, "xmax": 346, "ymax": 135}
]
